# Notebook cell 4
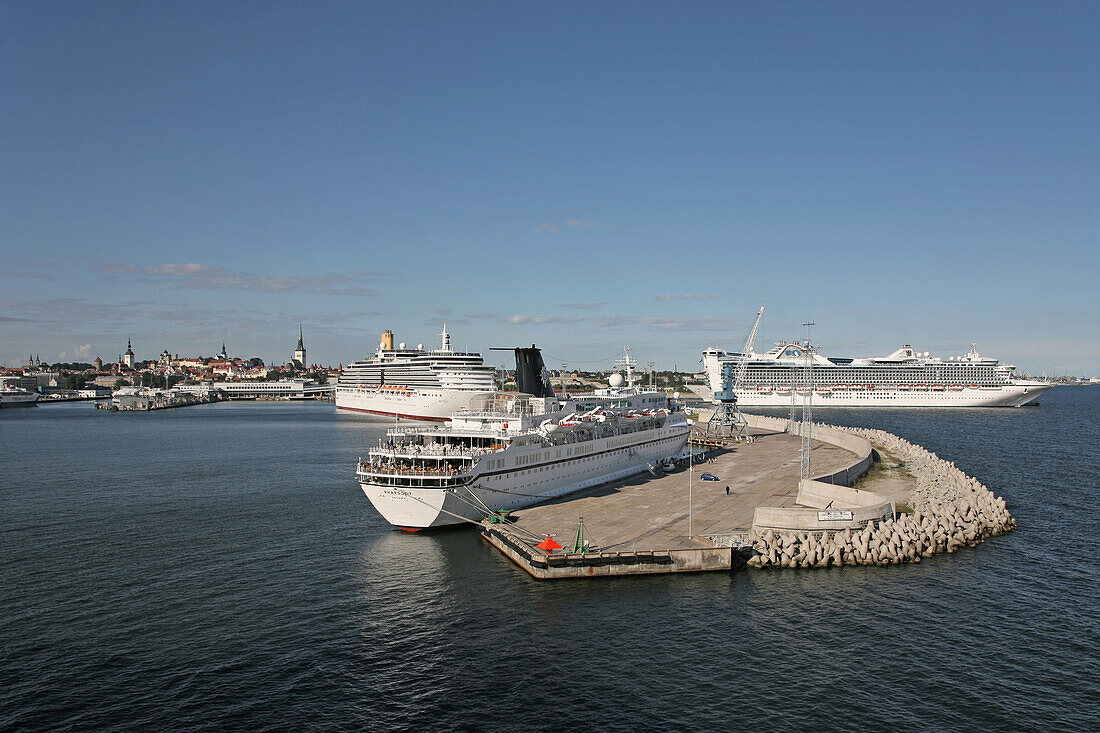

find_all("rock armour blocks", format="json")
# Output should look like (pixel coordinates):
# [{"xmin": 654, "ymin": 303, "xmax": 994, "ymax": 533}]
[{"xmin": 744, "ymin": 427, "xmax": 1016, "ymax": 569}]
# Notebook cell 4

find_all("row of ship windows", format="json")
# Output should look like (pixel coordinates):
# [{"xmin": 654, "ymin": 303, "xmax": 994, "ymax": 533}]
[
  {"xmin": 490, "ymin": 437, "xmax": 676, "ymax": 477},
  {"xmin": 744, "ymin": 371, "xmax": 996, "ymax": 377},
  {"xmin": 487, "ymin": 435, "xmax": 673, "ymax": 472},
  {"xmin": 814, "ymin": 393, "xmax": 987, "ymax": 398},
  {"xmin": 748, "ymin": 381, "xmax": 996, "ymax": 386}
]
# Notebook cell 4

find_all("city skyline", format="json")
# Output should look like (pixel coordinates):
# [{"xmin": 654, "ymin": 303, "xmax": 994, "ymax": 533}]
[{"xmin": 3, "ymin": 3, "xmax": 1098, "ymax": 374}]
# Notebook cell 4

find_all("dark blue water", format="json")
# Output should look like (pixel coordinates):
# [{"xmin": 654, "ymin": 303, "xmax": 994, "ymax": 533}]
[{"xmin": 2, "ymin": 390, "xmax": 1097, "ymax": 731}]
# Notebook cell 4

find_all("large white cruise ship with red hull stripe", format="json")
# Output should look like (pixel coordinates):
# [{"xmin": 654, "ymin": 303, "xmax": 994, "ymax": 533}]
[{"xmin": 335, "ymin": 325, "xmax": 497, "ymax": 420}]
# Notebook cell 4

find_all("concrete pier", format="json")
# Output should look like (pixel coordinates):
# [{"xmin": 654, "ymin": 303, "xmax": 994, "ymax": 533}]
[
  {"xmin": 480, "ymin": 424, "xmax": 864, "ymax": 578},
  {"xmin": 480, "ymin": 409, "xmax": 1016, "ymax": 578}
]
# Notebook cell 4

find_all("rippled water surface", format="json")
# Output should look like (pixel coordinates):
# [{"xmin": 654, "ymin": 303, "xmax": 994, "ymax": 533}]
[{"xmin": 2, "ymin": 389, "xmax": 1097, "ymax": 731}]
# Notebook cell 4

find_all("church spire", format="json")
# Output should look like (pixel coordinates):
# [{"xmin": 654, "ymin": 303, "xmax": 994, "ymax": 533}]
[{"xmin": 293, "ymin": 321, "xmax": 307, "ymax": 368}]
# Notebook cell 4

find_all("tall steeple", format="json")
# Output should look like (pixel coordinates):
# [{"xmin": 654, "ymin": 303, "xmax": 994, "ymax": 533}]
[{"xmin": 293, "ymin": 322, "xmax": 306, "ymax": 368}]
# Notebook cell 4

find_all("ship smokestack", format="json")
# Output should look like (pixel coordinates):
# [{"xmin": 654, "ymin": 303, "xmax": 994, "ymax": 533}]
[{"xmin": 513, "ymin": 345, "xmax": 556, "ymax": 398}]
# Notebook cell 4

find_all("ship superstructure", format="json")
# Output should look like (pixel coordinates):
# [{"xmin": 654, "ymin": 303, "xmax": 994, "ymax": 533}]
[
  {"xmin": 0, "ymin": 386, "xmax": 39, "ymax": 408},
  {"xmin": 570, "ymin": 347, "xmax": 671, "ymax": 413},
  {"xmin": 355, "ymin": 347, "xmax": 690, "ymax": 530},
  {"xmin": 335, "ymin": 325, "xmax": 497, "ymax": 420},
  {"xmin": 699, "ymin": 339, "xmax": 1049, "ymax": 408}
]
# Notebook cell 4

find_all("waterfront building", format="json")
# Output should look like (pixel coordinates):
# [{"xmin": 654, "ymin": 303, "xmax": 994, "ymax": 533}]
[
  {"xmin": 1, "ymin": 375, "xmax": 38, "ymax": 391},
  {"xmin": 34, "ymin": 372, "xmax": 63, "ymax": 389}
]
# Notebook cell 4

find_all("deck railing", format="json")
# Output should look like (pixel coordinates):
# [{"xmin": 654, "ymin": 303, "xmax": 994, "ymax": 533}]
[
  {"xmin": 369, "ymin": 445, "xmax": 498, "ymax": 459},
  {"xmin": 357, "ymin": 462, "xmax": 464, "ymax": 477}
]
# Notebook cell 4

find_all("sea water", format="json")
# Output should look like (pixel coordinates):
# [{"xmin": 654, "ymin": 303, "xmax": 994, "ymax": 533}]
[{"xmin": 2, "ymin": 389, "xmax": 1097, "ymax": 730}]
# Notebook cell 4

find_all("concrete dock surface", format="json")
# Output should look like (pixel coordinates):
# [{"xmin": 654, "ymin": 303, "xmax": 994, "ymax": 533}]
[{"xmin": 499, "ymin": 427, "xmax": 860, "ymax": 553}]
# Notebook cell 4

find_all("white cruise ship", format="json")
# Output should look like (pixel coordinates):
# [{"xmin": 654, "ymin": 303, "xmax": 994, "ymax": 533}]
[
  {"xmin": 0, "ymin": 386, "xmax": 39, "ymax": 408},
  {"xmin": 335, "ymin": 325, "xmax": 497, "ymax": 420},
  {"xmin": 698, "ymin": 339, "xmax": 1049, "ymax": 408},
  {"xmin": 356, "ymin": 347, "xmax": 690, "ymax": 530}
]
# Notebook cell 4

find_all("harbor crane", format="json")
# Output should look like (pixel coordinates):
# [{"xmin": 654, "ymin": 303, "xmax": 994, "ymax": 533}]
[{"xmin": 706, "ymin": 306, "xmax": 764, "ymax": 440}]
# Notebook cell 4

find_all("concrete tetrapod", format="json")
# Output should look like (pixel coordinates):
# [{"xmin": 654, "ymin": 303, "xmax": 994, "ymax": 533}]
[{"xmin": 744, "ymin": 425, "xmax": 1015, "ymax": 570}]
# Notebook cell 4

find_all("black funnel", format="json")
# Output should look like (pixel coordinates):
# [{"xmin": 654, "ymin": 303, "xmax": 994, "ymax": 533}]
[{"xmin": 513, "ymin": 345, "xmax": 556, "ymax": 398}]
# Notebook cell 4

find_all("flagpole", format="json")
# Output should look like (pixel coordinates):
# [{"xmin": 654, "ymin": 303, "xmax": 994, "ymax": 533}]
[{"xmin": 688, "ymin": 444, "xmax": 693, "ymax": 539}]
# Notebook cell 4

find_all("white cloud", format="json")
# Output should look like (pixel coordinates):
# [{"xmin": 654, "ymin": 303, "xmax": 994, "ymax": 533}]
[
  {"xmin": 426, "ymin": 317, "xmax": 469, "ymax": 327},
  {"xmin": 534, "ymin": 224, "xmax": 560, "ymax": 233},
  {"xmin": 501, "ymin": 313, "xmax": 737, "ymax": 332},
  {"xmin": 73, "ymin": 343, "xmax": 94, "ymax": 359},
  {"xmin": 94, "ymin": 262, "xmax": 385, "ymax": 296},
  {"xmin": 504, "ymin": 314, "xmax": 586, "ymax": 325},
  {"xmin": 562, "ymin": 302, "xmax": 609, "ymax": 311},
  {"xmin": 654, "ymin": 293, "xmax": 717, "ymax": 302},
  {"xmin": 593, "ymin": 315, "xmax": 741, "ymax": 332}
]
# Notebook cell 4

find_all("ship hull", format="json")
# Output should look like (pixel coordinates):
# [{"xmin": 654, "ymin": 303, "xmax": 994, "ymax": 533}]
[
  {"xmin": 335, "ymin": 387, "xmax": 492, "ymax": 421},
  {"xmin": 360, "ymin": 426, "xmax": 690, "ymax": 529},
  {"xmin": 0, "ymin": 393, "xmax": 39, "ymax": 407},
  {"xmin": 689, "ymin": 382, "xmax": 1049, "ymax": 407}
]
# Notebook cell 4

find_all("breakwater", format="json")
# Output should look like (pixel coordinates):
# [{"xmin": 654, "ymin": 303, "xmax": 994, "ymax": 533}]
[{"xmin": 745, "ymin": 425, "xmax": 1016, "ymax": 569}]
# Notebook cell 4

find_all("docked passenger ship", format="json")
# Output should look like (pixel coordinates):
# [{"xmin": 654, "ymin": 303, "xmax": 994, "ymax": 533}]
[
  {"xmin": 356, "ymin": 347, "xmax": 690, "ymax": 530},
  {"xmin": 335, "ymin": 325, "xmax": 497, "ymax": 420},
  {"xmin": 699, "ymin": 341, "xmax": 1049, "ymax": 408},
  {"xmin": 0, "ymin": 386, "xmax": 39, "ymax": 408}
]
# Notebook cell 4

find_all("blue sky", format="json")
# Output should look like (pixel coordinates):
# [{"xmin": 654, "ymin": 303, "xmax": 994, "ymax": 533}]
[{"xmin": 2, "ymin": 1, "xmax": 1097, "ymax": 375}]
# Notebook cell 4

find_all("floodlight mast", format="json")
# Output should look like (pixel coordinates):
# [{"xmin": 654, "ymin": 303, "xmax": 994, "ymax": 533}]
[
  {"xmin": 799, "ymin": 321, "xmax": 815, "ymax": 480},
  {"xmin": 707, "ymin": 306, "xmax": 764, "ymax": 439}
]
